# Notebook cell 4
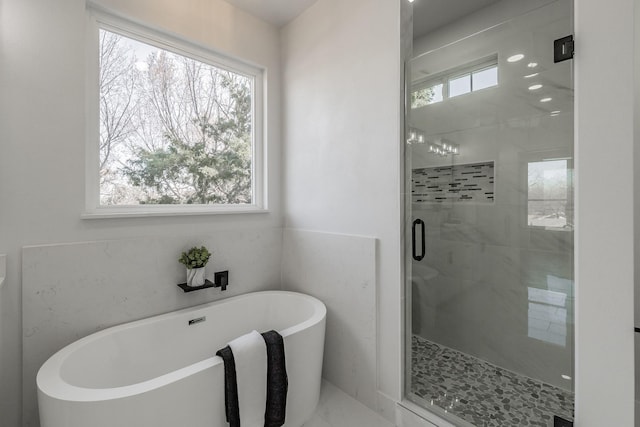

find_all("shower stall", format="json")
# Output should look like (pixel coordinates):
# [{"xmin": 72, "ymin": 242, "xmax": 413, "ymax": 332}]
[{"xmin": 404, "ymin": 0, "xmax": 575, "ymax": 425}]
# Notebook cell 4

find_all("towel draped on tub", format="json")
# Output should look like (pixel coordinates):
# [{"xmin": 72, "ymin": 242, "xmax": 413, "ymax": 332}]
[{"xmin": 216, "ymin": 330, "xmax": 288, "ymax": 427}]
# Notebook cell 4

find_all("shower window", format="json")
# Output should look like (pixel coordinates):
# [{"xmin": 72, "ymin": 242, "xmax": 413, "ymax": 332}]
[
  {"xmin": 471, "ymin": 66, "xmax": 498, "ymax": 91},
  {"xmin": 448, "ymin": 74, "xmax": 472, "ymax": 98},
  {"xmin": 411, "ymin": 83, "xmax": 444, "ymax": 108},
  {"xmin": 411, "ymin": 57, "xmax": 498, "ymax": 108}
]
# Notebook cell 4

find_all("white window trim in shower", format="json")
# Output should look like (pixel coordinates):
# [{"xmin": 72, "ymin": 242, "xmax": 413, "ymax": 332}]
[
  {"xmin": 411, "ymin": 55, "xmax": 498, "ymax": 108},
  {"xmin": 82, "ymin": 3, "xmax": 267, "ymax": 219}
]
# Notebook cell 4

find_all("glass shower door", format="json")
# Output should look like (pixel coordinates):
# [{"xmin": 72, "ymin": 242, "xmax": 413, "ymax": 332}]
[{"xmin": 405, "ymin": 1, "xmax": 574, "ymax": 426}]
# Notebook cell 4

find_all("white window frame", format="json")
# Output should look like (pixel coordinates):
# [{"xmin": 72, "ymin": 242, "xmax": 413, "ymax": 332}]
[
  {"xmin": 83, "ymin": 4, "xmax": 267, "ymax": 218},
  {"xmin": 411, "ymin": 55, "xmax": 498, "ymax": 108}
]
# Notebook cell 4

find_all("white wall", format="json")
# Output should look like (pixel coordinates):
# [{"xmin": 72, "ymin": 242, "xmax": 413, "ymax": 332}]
[
  {"xmin": 575, "ymin": 0, "xmax": 636, "ymax": 425},
  {"xmin": 281, "ymin": 0, "xmax": 402, "ymax": 419},
  {"xmin": 636, "ymin": 0, "xmax": 640, "ymax": 420},
  {"xmin": 0, "ymin": 1, "xmax": 282, "ymax": 426}
]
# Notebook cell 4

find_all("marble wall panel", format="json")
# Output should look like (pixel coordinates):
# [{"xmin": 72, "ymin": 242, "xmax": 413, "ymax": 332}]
[
  {"xmin": 22, "ymin": 227, "xmax": 282, "ymax": 427},
  {"xmin": 281, "ymin": 229, "xmax": 377, "ymax": 411}
]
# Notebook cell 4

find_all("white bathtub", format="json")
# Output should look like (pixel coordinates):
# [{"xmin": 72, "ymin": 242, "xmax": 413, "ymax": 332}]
[{"xmin": 37, "ymin": 291, "xmax": 326, "ymax": 427}]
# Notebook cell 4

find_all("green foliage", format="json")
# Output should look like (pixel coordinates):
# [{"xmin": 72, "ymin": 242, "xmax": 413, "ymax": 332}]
[
  {"xmin": 178, "ymin": 246, "xmax": 211, "ymax": 269},
  {"xmin": 98, "ymin": 31, "xmax": 255, "ymax": 205},
  {"xmin": 411, "ymin": 86, "xmax": 435, "ymax": 109},
  {"xmin": 123, "ymin": 73, "xmax": 252, "ymax": 205}
]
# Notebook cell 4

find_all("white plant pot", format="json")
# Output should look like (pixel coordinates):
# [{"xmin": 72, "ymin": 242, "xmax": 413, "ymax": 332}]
[{"xmin": 186, "ymin": 267, "xmax": 206, "ymax": 287}]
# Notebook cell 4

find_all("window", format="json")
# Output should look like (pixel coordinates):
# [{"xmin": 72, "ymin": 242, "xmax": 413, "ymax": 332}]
[
  {"xmin": 85, "ymin": 12, "xmax": 265, "ymax": 217},
  {"xmin": 449, "ymin": 74, "xmax": 471, "ymax": 98},
  {"xmin": 472, "ymin": 66, "xmax": 498, "ymax": 91},
  {"xmin": 411, "ymin": 83, "xmax": 443, "ymax": 108},
  {"xmin": 527, "ymin": 159, "xmax": 573, "ymax": 229},
  {"xmin": 411, "ymin": 57, "xmax": 498, "ymax": 108}
]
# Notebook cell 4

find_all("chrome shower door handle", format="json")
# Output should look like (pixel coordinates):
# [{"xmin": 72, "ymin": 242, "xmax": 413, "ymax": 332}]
[{"xmin": 412, "ymin": 219, "xmax": 425, "ymax": 261}]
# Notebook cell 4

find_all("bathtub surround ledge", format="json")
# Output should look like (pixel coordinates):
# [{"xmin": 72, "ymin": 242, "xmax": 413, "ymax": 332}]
[
  {"xmin": 22, "ymin": 228, "xmax": 282, "ymax": 427},
  {"xmin": 281, "ymin": 229, "xmax": 378, "ymax": 411}
]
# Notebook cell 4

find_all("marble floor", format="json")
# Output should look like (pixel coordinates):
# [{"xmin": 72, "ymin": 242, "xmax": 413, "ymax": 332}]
[
  {"xmin": 303, "ymin": 380, "xmax": 394, "ymax": 427},
  {"xmin": 411, "ymin": 335, "xmax": 574, "ymax": 427}
]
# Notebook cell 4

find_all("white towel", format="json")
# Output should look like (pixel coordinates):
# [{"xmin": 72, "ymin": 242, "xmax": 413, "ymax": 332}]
[{"xmin": 228, "ymin": 330, "xmax": 268, "ymax": 427}]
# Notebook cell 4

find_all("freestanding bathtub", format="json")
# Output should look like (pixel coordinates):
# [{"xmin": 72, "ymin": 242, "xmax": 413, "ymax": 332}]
[{"xmin": 37, "ymin": 291, "xmax": 326, "ymax": 427}]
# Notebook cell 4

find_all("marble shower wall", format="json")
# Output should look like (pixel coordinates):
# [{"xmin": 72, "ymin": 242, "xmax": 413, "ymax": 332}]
[
  {"xmin": 410, "ymin": 119, "xmax": 574, "ymax": 390},
  {"xmin": 22, "ymin": 228, "xmax": 282, "ymax": 427},
  {"xmin": 408, "ymin": 3, "xmax": 575, "ymax": 387},
  {"xmin": 281, "ymin": 229, "xmax": 377, "ymax": 412}
]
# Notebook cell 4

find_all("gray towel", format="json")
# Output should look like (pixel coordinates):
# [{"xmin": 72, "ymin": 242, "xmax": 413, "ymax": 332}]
[
  {"xmin": 216, "ymin": 345, "xmax": 240, "ymax": 427},
  {"xmin": 261, "ymin": 330, "xmax": 288, "ymax": 427}
]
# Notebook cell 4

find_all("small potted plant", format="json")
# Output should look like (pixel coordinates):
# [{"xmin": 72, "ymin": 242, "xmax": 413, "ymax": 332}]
[{"xmin": 179, "ymin": 246, "xmax": 211, "ymax": 287}]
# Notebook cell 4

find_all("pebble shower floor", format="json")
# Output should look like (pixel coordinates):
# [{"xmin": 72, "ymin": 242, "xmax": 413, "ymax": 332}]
[{"xmin": 410, "ymin": 335, "xmax": 574, "ymax": 427}]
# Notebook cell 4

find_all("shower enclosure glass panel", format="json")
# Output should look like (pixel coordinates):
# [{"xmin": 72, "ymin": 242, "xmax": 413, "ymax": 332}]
[{"xmin": 405, "ymin": 1, "xmax": 574, "ymax": 425}]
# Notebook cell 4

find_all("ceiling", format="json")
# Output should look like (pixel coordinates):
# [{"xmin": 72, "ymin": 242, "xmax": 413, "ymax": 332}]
[
  {"xmin": 412, "ymin": 0, "xmax": 502, "ymax": 39},
  {"xmin": 221, "ymin": 0, "xmax": 319, "ymax": 27},
  {"xmin": 221, "ymin": 0, "xmax": 503, "ymax": 33}
]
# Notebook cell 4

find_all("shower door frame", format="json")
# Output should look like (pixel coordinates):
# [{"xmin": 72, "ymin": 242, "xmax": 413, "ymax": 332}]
[{"xmin": 398, "ymin": 1, "xmax": 636, "ymax": 426}]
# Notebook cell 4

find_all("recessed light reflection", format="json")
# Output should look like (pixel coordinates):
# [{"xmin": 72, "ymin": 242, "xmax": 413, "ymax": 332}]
[
  {"xmin": 550, "ymin": 110, "xmax": 561, "ymax": 115},
  {"xmin": 507, "ymin": 54, "xmax": 525, "ymax": 63},
  {"xmin": 528, "ymin": 84, "xmax": 543, "ymax": 91},
  {"xmin": 528, "ymin": 62, "xmax": 538, "ymax": 68},
  {"xmin": 540, "ymin": 97, "xmax": 552, "ymax": 103},
  {"xmin": 524, "ymin": 73, "xmax": 539, "ymax": 78},
  {"xmin": 561, "ymin": 375, "xmax": 572, "ymax": 380}
]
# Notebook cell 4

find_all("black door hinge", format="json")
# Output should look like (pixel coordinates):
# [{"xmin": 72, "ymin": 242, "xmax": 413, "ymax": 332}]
[{"xmin": 554, "ymin": 35, "xmax": 574, "ymax": 63}]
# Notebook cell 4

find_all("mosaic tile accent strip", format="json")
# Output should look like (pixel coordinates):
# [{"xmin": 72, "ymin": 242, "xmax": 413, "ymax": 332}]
[
  {"xmin": 411, "ymin": 335, "xmax": 574, "ymax": 427},
  {"xmin": 412, "ymin": 162, "xmax": 495, "ymax": 204}
]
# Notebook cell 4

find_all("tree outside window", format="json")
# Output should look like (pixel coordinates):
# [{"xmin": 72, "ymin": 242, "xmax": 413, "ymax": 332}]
[{"xmin": 98, "ymin": 29, "xmax": 253, "ymax": 206}]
